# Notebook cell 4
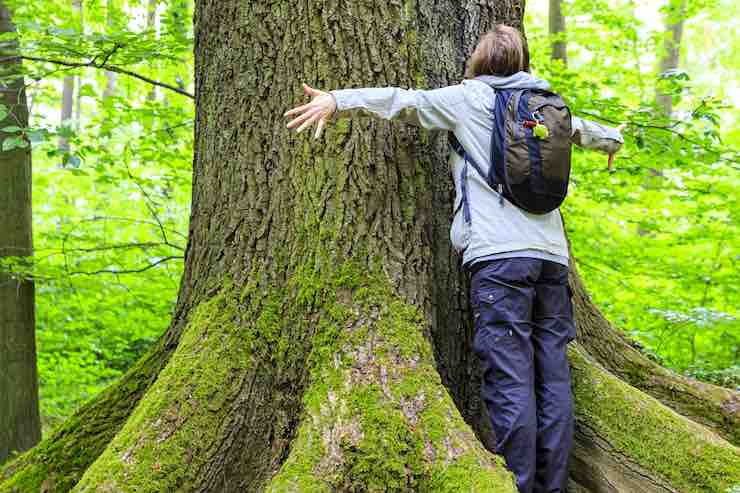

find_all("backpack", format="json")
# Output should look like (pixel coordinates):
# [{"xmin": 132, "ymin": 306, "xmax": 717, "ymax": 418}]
[{"xmin": 450, "ymin": 86, "xmax": 573, "ymax": 215}]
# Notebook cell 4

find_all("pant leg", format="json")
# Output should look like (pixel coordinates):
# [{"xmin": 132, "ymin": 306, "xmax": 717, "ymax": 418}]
[
  {"xmin": 530, "ymin": 260, "xmax": 576, "ymax": 493},
  {"xmin": 470, "ymin": 258, "xmax": 542, "ymax": 493}
]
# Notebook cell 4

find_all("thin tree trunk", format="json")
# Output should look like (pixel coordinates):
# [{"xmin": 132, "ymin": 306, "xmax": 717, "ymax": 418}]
[
  {"xmin": 656, "ymin": 0, "xmax": 686, "ymax": 116},
  {"xmin": 74, "ymin": 1, "xmax": 83, "ymax": 129},
  {"xmin": 146, "ymin": 0, "xmax": 157, "ymax": 102},
  {"xmin": 103, "ymin": 0, "xmax": 117, "ymax": 99},
  {"xmin": 58, "ymin": 74, "xmax": 74, "ymax": 154},
  {"xmin": 549, "ymin": 0, "xmax": 567, "ymax": 65},
  {"xmin": 1, "ymin": 1, "xmax": 738, "ymax": 492},
  {"xmin": 58, "ymin": 0, "xmax": 82, "ymax": 155},
  {"xmin": 0, "ymin": 1, "xmax": 40, "ymax": 465}
]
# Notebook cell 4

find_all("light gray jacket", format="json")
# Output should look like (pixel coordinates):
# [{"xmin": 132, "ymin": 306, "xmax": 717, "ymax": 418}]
[{"xmin": 331, "ymin": 71, "xmax": 623, "ymax": 269}]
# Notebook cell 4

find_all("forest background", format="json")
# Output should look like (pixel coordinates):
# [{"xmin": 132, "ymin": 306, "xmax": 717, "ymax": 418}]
[{"xmin": 4, "ymin": 0, "xmax": 738, "ymax": 434}]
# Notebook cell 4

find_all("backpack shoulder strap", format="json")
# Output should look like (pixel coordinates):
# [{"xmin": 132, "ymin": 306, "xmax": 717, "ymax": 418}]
[{"xmin": 448, "ymin": 132, "xmax": 487, "ymax": 183}]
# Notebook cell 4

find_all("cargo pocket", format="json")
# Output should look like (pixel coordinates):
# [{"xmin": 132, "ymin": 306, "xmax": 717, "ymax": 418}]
[{"xmin": 472, "ymin": 287, "xmax": 519, "ymax": 358}]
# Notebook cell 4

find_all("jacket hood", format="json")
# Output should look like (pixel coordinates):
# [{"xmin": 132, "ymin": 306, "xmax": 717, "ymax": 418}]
[{"xmin": 473, "ymin": 71, "xmax": 551, "ymax": 90}]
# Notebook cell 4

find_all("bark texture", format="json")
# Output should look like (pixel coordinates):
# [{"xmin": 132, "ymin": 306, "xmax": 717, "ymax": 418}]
[
  {"xmin": 0, "ymin": 1, "xmax": 40, "ymax": 465},
  {"xmin": 2, "ymin": 1, "xmax": 739, "ymax": 492}
]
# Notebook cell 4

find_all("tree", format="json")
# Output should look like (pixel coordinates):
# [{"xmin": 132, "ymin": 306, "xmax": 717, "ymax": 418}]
[
  {"xmin": 0, "ymin": 0, "xmax": 40, "ymax": 464},
  {"xmin": 549, "ymin": 0, "xmax": 567, "ymax": 66},
  {"xmin": 102, "ymin": 0, "xmax": 116, "ymax": 99},
  {"xmin": 57, "ymin": 0, "xmax": 82, "ymax": 155},
  {"xmin": 656, "ymin": 0, "xmax": 687, "ymax": 116},
  {"xmin": 145, "ymin": 0, "xmax": 157, "ymax": 102},
  {"xmin": 2, "ymin": 0, "xmax": 739, "ymax": 491}
]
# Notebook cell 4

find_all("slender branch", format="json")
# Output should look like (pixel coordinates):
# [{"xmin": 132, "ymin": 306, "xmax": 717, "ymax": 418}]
[
  {"xmin": 574, "ymin": 109, "xmax": 739, "ymax": 163},
  {"xmin": 0, "ymin": 53, "xmax": 193, "ymax": 99},
  {"xmin": 65, "ymin": 255, "xmax": 183, "ymax": 275},
  {"xmin": 36, "ymin": 241, "xmax": 185, "ymax": 256},
  {"xmin": 76, "ymin": 216, "xmax": 188, "ymax": 241},
  {"xmin": 123, "ymin": 161, "xmax": 171, "ymax": 247}
]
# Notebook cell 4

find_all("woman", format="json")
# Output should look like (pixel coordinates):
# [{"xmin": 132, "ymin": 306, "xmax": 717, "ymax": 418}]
[{"xmin": 285, "ymin": 24, "xmax": 623, "ymax": 493}]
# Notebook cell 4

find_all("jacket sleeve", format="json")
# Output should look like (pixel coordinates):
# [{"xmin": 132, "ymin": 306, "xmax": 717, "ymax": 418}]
[
  {"xmin": 570, "ymin": 116, "xmax": 624, "ymax": 154},
  {"xmin": 329, "ymin": 86, "xmax": 466, "ymax": 131}
]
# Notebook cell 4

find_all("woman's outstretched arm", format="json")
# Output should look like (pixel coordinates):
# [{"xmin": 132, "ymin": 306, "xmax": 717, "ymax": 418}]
[
  {"xmin": 571, "ymin": 116, "xmax": 626, "ymax": 170},
  {"xmin": 285, "ymin": 82, "xmax": 464, "ymax": 138}
]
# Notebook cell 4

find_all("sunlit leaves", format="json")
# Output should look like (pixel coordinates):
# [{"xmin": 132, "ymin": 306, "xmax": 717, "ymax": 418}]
[{"xmin": 527, "ymin": 0, "xmax": 739, "ymax": 380}]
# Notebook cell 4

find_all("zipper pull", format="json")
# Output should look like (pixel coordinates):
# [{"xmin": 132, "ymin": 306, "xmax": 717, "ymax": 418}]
[{"xmin": 498, "ymin": 184, "xmax": 504, "ymax": 206}]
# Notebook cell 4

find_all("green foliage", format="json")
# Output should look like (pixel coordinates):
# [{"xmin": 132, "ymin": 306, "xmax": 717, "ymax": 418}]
[
  {"xmin": 527, "ymin": 0, "xmax": 739, "ymax": 382},
  {"xmin": 2, "ymin": 0, "xmax": 195, "ymax": 432}
]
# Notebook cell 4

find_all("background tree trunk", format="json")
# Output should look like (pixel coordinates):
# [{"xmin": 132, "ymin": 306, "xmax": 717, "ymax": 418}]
[
  {"xmin": 0, "ymin": 1, "xmax": 41, "ymax": 465},
  {"xmin": 549, "ymin": 0, "xmax": 567, "ymax": 66},
  {"xmin": 102, "ymin": 0, "xmax": 117, "ymax": 99},
  {"xmin": 656, "ymin": 0, "xmax": 686, "ymax": 116},
  {"xmin": 57, "ymin": 0, "xmax": 82, "ymax": 155},
  {"xmin": 146, "ymin": 0, "xmax": 158, "ymax": 102},
  {"xmin": 2, "ymin": 1, "xmax": 739, "ymax": 492}
]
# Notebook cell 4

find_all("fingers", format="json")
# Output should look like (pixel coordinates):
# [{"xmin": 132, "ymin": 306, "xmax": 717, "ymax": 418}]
[
  {"xmin": 616, "ymin": 123, "xmax": 627, "ymax": 132},
  {"xmin": 284, "ymin": 102, "xmax": 312, "ymax": 117},
  {"xmin": 285, "ymin": 83, "xmax": 330, "ymax": 139},
  {"xmin": 314, "ymin": 118, "xmax": 326, "ymax": 140},
  {"xmin": 295, "ymin": 110, "xmax": 322, "ymax": 133},
  {"xmin": 286, "ymin": 106, "xmax": 320, "ymax": 129}
]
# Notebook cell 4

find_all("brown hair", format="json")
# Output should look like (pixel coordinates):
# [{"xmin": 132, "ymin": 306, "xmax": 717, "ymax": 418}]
[{"xmin": 464, "ymin": 24, "xmax": 530, "ymax": 79}]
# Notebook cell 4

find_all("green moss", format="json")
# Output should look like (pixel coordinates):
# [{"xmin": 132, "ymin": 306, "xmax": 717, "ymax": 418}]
[
  {"xmin": 70, "ymin": 284, "xmax": 252, "ymax": 492},
  {"xmin": 0, "ymin": 335, "xmax": 169, "ymax": 493},
  {"xmin": 343, "ymin": 385, "xmax": 426, "ymax": 492},
  {"xmin": 570, "ymin": 346, "xmax": 740, "ymax": 493},
  {"xmin": 266, "ymin": 262, "xmax": 517, "ymax": 493},
  {"xmin": 426, "ymin": 453, "xmax": 517, "ymax": 493}
]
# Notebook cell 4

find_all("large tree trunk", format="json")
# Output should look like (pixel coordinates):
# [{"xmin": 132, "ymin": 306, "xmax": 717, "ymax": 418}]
[
  {"xmin": 0, "ymin": 1, "xmax": 40, "ymax": 464},
  {"xmin": 2, "ymin": 1, "xmax": 739, "ymax": 492}
]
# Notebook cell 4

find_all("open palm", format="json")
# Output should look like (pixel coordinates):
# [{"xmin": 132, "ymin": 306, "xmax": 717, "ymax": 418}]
[{"xmin": 284, "ymin": 83, "xmax": 336, "ymax": 139}]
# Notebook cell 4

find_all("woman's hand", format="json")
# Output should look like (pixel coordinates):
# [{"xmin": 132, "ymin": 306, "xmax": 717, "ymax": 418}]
[{"xmin": 284, "ymin": 83, "xmax": 337, "ymax": 140}]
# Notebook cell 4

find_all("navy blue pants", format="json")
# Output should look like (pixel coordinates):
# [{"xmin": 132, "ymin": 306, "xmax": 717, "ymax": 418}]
[{"xmin": 469, "ymin": 257, "xmax": 576, "ymax": 493}]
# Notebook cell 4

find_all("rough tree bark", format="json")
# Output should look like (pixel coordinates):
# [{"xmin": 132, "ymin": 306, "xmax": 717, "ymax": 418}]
[
  {"xmin": 0, "ymin": 1, "xmax": 40, "ymax": 464},
  {"xmin": 2, "ymin": 0, "xmax": 739, "ymax": 492}
]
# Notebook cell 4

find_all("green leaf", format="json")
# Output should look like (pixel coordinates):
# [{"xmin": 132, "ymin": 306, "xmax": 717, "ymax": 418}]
[{"xmin": 2, "ymin": 136, "xmax": 25, "ymax": 151}]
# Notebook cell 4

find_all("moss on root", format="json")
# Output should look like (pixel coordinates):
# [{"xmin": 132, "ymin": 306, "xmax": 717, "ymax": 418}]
[
  {"xmin": 0, "ymin": 338, "xmax": 168, "ymax": 493},
  {"xmin": 569, "ymin": 346, "xmax": 740, "ymax": 493},
  {"xmin": 70, "ymin": 282, "xmax": 253, "ymax": 492},
  {"xmin": 7, "ymin": 253, "xmax": 738, "ymax": 493},
  {"xmin": 266, "ymin": 266, "xmax": 517, "ymax": 493}
]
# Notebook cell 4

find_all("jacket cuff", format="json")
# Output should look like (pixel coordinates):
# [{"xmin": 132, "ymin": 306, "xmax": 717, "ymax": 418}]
[{"xmin": 329, "ymin": 90, "xmax": 350, "ymax": 111}]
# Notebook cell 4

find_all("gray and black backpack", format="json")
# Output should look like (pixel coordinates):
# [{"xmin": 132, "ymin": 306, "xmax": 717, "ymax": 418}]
[{"xmin": 450, "ymin": 85, "xmax": 572, "ymax": 215}]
